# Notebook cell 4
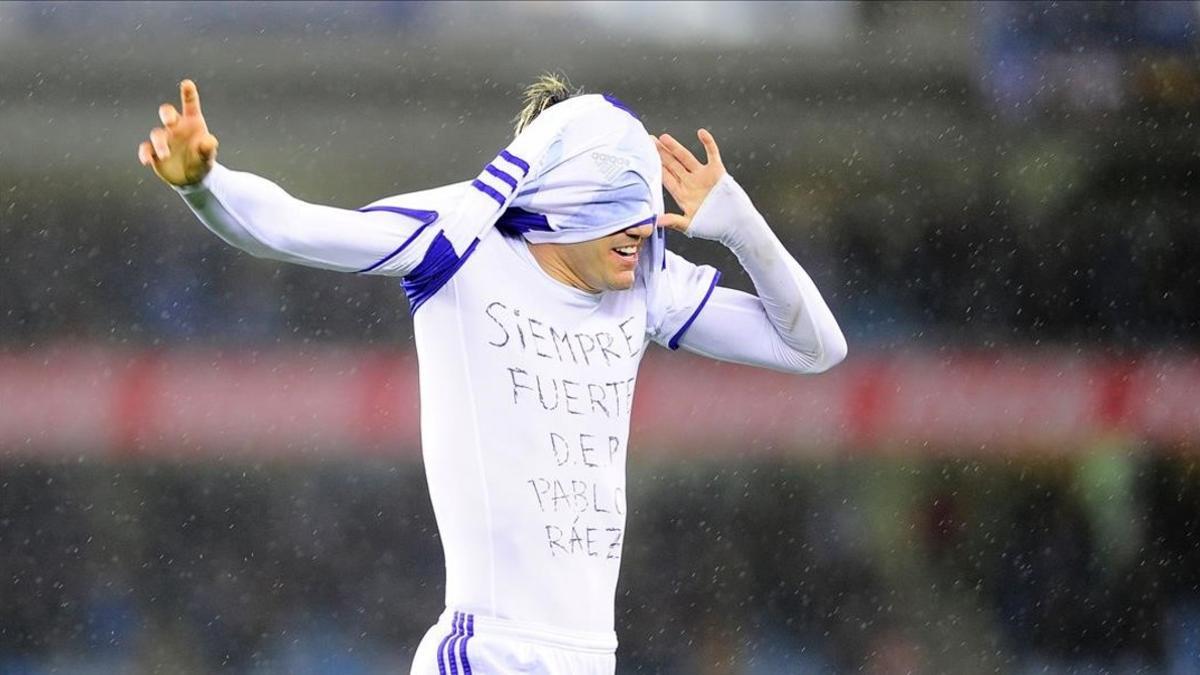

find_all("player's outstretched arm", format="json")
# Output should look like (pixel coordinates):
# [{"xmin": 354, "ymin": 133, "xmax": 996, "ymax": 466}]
[
  {"xmin": 137, "ymin": 81, "xmax": 436, "ymax": 276},
  {"xmin": 654, "ymin": 130, "xmax": 847, "ymax": 374}
]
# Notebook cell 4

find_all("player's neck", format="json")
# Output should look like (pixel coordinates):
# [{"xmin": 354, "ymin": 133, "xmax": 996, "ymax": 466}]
[{"xmin": 526, "ymin": 242, "xmax": 601, "ymax": 294}]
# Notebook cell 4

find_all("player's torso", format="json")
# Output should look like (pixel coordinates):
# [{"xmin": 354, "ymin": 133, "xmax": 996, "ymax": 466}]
[{"xmin": 411, "ymin": 230, "xmax": 649, "ymax": 633}]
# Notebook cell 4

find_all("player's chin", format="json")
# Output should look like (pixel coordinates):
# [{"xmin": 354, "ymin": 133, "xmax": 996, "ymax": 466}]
[{"xmin": 605, "ymin": 270, "xmax": 637, "ymax": 291}]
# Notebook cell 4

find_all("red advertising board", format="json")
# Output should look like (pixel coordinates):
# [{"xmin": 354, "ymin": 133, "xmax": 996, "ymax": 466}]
[{"xmin": 1, "ymin": 346, "xmax": 1196, "ymax": 459}]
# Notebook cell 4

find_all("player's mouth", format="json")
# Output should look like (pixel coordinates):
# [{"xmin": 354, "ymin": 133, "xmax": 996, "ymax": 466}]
[{"xmin": 611, "ymin": 244, "xmax": 639, "ymax": 266}]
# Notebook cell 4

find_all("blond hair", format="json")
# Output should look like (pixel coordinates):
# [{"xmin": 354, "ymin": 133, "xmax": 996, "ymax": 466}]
[{"xmin": 513, "ymin": 72, "xmax": 580, "ymax": 137}]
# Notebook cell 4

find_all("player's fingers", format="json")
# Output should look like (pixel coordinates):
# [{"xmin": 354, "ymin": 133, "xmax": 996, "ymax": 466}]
[
  {"xmin": 658, "ymin": 133, "xmax": 701, "ymax": 172},
  {"xmin": 661, "ymin": 162, "xmax": 681, "ymax": 185},
  {"xmin": 149, "ymin": 127, "xmax": 171, "ymax": 161},
  {"xmin": 655, "ymin": 139, "xmax": 688, "ymax": 178},
  {"xmin": 137, "ymin": 141, "xmax": 156, "ymax": 167},
  {"xmin": 159, "ymin": 103, "xmax": 180, "ymax": 127},
  {"xmin": 180, "ymin": 79, "xmax": 203, "ymax": 118},
  {"xmin": 195, "ymin": 133, "xmax": 219, "ymax": 161},
  {"xmin": 661, "ymin": 165, "xmax": 683, "ymax": 198},
  {"xmin": 697, "ymin": 128, "xmax": 722, "ymax": 166},
  {"xmin": 657, "ymin": 213, "xmax": 690, "ymax": 233}
]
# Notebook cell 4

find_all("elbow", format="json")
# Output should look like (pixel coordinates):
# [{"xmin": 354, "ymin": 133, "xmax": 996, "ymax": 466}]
[
  {"xmin": 814, "ymin": 329, "xmax": 848, "ymax": 373},
  {"xmin": 794, "ymin": 327, "xmax": 847, "ymax": 375}
]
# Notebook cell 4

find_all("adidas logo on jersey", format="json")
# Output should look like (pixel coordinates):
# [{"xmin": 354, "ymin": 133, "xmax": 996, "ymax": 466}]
[{"xmin": 591, "ymin": 152, "xmax": 630, "ymax": 183}]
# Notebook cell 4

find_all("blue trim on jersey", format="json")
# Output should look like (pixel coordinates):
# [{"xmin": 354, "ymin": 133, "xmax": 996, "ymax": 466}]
[
  {"xmin": 353, "ymin": 206, "xmax": 440, "ymax": 274},
  {"xmin": 498, "ymin": 149, "xmax": 531, "ymax": 176},
  {"xmin": 659, "ymin": 227, "xmax": 667, "ymax": 270},
  {"xmin": 668, "ymin": 269, "xmax": 722, "ymax": 350},
  {"xmin": 496, "ymin": 211, "xmax": 655, "ymax": 239},
  {"xmin": 402, "ymin": 233, "xmax": 482, "ymax": 312},
  {"xmin": 357, "ymin": 205, "xmax": 439, "ymax": 221},
  {"xmin": 484, "ymin": 164, "xmax": 519, "ymax": 190},
  {"xmin": 495, "ymin": 206, "xmax": 552, "ymax": 236},
  {"xmin": 471, "ymin": 179, "xmax": 507, "ymax": 206},
  {"xmin": 603, "ymin": 93, "xmax": 639, "ymax": 119}
]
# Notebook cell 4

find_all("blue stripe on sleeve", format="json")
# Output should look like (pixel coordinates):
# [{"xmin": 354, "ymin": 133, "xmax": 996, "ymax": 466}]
[
  {"xmin": 353, "ymin": 206, "xmax": 440, "ymax": 274},
  {"xmin": 667, "ymin": 269, "xmax": 722, "ymax": 350},
  {"xmin": 498, "ymin": 150, "xmax": 530, "ymax": 175},
  {"xmin": 484, "ymin": 164, "xmax": 519, "ymax": 190},
  {"xmin": 357, "ymin": 205, "xmax": 439, "ymax": 221},
  {"xmin": 471, "ymin": 179, "xmax": 507, "ymax": 206}
]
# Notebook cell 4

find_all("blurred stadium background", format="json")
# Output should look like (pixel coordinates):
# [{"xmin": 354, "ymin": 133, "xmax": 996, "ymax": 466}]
[{"xmin": 2, "ymin": 1, "xmax": 1200, "ymax": 673}]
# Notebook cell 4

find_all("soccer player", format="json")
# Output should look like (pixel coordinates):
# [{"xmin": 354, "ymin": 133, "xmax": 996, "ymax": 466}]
[{"xmin": 138, "ymin": 76, "xmax": 846, "ymax": 674}]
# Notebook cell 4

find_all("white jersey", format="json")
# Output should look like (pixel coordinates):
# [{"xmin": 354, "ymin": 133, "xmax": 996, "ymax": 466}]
[
  {"xmin": 179, "ymin": 163, "xmax": 718, "ymax": 644},
  {"xmin": 414, "ymin": 225, "xmax": 715, "ymax": 640}
]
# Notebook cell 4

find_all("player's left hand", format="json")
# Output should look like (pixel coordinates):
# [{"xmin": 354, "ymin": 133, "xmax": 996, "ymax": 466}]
[
  {"xmin": 137, "ymin": 80, "xmax": 219, "ymax": 187},
  {"xmin": 654, "ymin": 129, "xmax": 726, "ymax": 233}
]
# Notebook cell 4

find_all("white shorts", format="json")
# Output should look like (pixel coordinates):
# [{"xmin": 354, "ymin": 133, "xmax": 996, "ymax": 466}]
[{"xmin": 410, "ymin": 609, "xmax": 617, "ymax": 675}]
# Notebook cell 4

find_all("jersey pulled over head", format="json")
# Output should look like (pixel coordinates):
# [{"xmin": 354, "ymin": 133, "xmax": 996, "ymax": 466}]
[
  {"xmin": 360, "ymin": 87, "xmax": 668, "ymax": 303},
  {"xmin": 465, "ymin": 93, "xmax": 666, "ymax": 273},
  {"xmin": 496, "ymin": 94, "xmax": 662, "ymax": 244}
]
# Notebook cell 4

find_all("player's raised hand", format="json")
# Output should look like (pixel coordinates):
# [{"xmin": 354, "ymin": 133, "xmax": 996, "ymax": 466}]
[
  {"xmin": 654, "ymin": 129, "xmax": 726, "ymax": 233},
  {"xmin": 137, "ymin": 80, "xmax": 219, "ymax": 187}
]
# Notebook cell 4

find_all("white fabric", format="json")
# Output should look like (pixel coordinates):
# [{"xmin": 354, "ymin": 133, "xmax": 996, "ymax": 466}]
[
  {"xmin": 647, "ymin": 249, "xmax": 719, "ymax": 348},
  {"xmin": 501, "ymin": 95, "xmax": 664, "ymax": 245},
  {"xmin": 408, "ymin": 227, "xmax": 714, "ymax": 637},
  {"xmin": 678, "ymin": 174, "xmax": 847, "ymax": 373},
  {"xmin": 177, "ymin": 163, "xmax": 452, "ymax": 274},
  {"xmin": 411, "ymin": 610, "xmax": 616, "ymax": 675},
  {"xmin": 179, "ymin": 163, "xmax": 718, "ymax": 644},
  {"xmin": 404, "ymin": 92, "xmax": 662, "ymax": 256}
]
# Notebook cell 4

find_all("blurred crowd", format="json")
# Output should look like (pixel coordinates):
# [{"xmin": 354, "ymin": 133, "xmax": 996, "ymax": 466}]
[
  {"xmin": 2, "ymin": 2, "xmax": 1198, "ymax": 350},
  {"xmin": 3, "ymin": 455, "xmax": 1199, "ymax": 674}
]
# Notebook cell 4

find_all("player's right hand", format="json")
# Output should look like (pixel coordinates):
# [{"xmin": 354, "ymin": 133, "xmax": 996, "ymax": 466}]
[{"xmin": 138, "ymin": 79, "xmax": 219, "ymax": 187}]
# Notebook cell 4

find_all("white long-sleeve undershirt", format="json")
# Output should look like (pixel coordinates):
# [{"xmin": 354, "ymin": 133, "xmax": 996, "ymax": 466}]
[
  {"xmin": 675, "ymin": 174, "xmax": 847, "ymax": 374},
  {"xmin": 176, "ymin": 163, "xmax": 439, "ymax": 276},
  {"xmin": 175, "ymin": 165, "xmax": 846, "ymax": 374}
]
